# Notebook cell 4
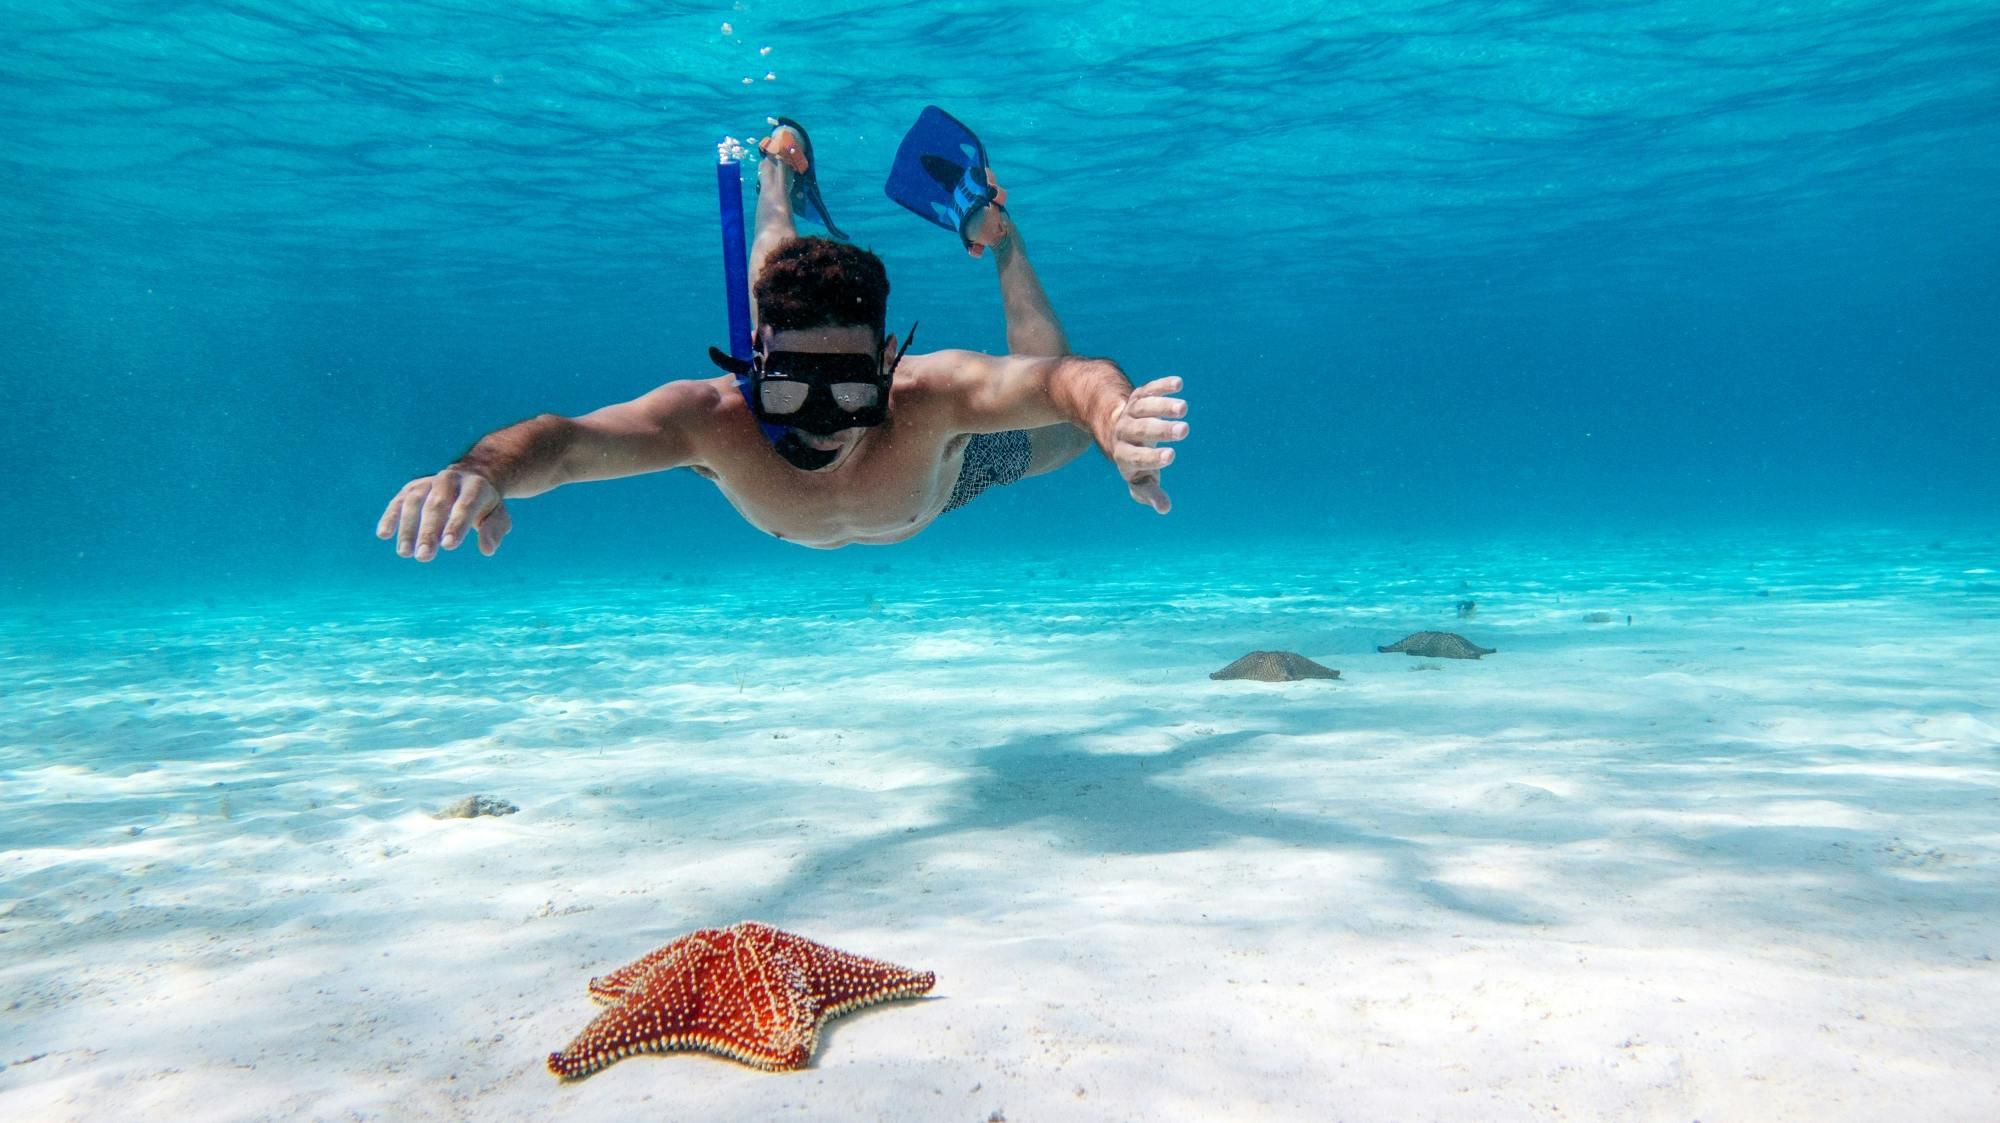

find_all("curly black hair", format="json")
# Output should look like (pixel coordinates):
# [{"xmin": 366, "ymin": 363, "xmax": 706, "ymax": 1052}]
[{"xmin": 754, "ymin": 236, "xmax": 889, "ymax": 338}]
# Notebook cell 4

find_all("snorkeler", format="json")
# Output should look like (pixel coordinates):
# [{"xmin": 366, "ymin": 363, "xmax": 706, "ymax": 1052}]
[{"xmin": 377, "ymin": 112, "xmax": 1188, "ymax": 559}]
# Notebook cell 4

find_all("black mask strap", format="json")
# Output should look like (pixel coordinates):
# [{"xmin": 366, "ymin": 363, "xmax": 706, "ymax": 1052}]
[{"xmin": 887, "ymin": 321, "xmax": 918, "ymax": 374}]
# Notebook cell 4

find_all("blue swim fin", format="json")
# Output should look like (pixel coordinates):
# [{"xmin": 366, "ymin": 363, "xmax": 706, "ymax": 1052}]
[
  {"xmin": 885, "ymin": 106, "xmax": 1005, "ymax": 253},
  {"xmin": 774, "ymin": 116, "xmax": 847, "ymax": 241}
]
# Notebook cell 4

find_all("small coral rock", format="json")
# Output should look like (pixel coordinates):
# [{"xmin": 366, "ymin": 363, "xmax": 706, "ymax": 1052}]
[{"xmin": 433, "ymin": 795, "xmax": 520, "ymax": 819}]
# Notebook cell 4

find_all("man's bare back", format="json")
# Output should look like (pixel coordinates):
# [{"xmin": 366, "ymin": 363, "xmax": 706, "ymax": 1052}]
[{"xmin": 376, "ymin": 121, "xmax": 1188, "ymax": 561}]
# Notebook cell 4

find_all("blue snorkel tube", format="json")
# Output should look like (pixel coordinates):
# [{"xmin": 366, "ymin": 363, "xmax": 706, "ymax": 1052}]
[
  {"xmin": 716, "ymin": 137, "xmax": 790, "ymax": 445},
  {"xmin": 716, "ymin": 138, "xmax": 754, "ymax": 363}
]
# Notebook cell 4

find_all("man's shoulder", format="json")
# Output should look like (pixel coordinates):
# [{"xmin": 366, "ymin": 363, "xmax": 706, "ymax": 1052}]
[
  {"xmin": 580, "ymin": 375, "xmax": 740, "ymax": 437},
  {"xmin": 666, "ymin": 373, "xmax": 735, "ymax": 404},
  {"xmin": 636, "ymin": 375, "xmax": 736, "ymax": 418},
  {"xmin": 893, "ymin": 349, "xmax": 986, "ymax": 397}
]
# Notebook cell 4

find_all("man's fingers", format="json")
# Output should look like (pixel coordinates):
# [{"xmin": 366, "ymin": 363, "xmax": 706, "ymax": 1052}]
[
  {"xmin": 376, "ymin": 495, "xmax": 404, "ymax": 540},
  {"xmin": 1119, "ymin": 446, "xmax": 1176, "ymax": 473},
  {"xmin": 1131, "ymin": 376, "xmax": 1183, "ymax": 400},
  {"xmin": 1122, "ymin": 394, "xmax": 1187, "ymax": 421},
  {"xmin": 476, "ymin": 504, "xmax": 512, "ymax": 556},
  {"xmin": 1128, "ymin": 476, "xmax": 1171, "ymax": 514},
  {"xmin": 412, "ymin": 485, "xmax": 456, "ymax": 562},
  {"xmin": 1119, "ymin": 418, "xmax": 1188, "ymax": 444},
  {"xmin": 394, "ymin": 486, "xmax": 429, "ymax": 558},
  {"xmin": 440, "ymin": 483, "xmax": 493, "ymax": 551}
]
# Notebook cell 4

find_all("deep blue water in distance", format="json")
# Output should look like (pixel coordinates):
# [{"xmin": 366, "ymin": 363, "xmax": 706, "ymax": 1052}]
[{"xmin": 3, "ymin": 0, "xmax": 1997, "ymax": 602}]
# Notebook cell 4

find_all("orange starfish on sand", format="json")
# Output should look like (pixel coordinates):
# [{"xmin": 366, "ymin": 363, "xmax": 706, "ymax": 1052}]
[{"xmin": 546, "ymin": 920, "xmax": 935, "ymax": 1078}]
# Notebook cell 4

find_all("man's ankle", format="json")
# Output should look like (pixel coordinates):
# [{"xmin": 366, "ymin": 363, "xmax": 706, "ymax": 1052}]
[{"xmin": 985, "ymin": 214, "xmax": 1018, "ymax": 257}]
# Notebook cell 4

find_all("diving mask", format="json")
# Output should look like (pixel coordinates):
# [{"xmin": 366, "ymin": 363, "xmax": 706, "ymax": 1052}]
[{"xmin": 707, "ymin": 323, "xmax": 916, "ymax": 442}]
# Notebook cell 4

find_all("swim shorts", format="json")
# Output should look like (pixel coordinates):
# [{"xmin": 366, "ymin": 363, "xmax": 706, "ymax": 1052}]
[{"xmin": 943, "ymin": 429, "xmax": 1032, "ymax": 513}]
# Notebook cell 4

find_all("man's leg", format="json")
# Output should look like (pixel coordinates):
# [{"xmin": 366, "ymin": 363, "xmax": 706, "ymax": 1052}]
[
  {"xmin": 982, "ymin": 202, "xmax": 1093, "ymax": 478},
  {"xmin": 748, "ymin": 128, "xmax": 805, "ymax": 326}
]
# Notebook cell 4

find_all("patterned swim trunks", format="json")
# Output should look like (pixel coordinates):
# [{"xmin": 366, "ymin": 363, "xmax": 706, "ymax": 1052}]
[{"xmin": 943, "ymin": 430, "xmax": 1032, "ymax": 513}]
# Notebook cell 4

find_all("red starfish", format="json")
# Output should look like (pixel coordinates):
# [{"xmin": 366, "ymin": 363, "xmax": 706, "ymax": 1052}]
[{"xmin": 547, "ymin": 921, "xmax": 935, "ymax": 1078}]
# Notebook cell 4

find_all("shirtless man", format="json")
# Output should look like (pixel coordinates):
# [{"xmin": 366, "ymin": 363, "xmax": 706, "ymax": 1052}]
[{"xmin": 376, "ymin": 124, "xmax": 1189, "ymax": 560}]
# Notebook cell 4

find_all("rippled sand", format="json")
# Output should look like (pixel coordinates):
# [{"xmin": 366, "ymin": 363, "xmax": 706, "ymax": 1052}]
[{"xmin": 3, "ymin": 530, "xmax": 1997, "ymax": 1121}]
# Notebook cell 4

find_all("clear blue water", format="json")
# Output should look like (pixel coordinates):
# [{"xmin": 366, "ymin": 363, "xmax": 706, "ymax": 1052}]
[
  {"xmin": 3, "ymin": 0, "xmax": 1997, "ymax": 596},
  {"xmin": 5, "ymin": 8, "xmax": 2000, "ymax": 1111}
]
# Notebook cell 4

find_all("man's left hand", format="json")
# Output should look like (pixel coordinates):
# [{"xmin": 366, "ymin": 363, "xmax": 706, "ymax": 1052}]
[{"xmin": 1110, "ymin": 376, "xmax": 1188, "ymax": 514}]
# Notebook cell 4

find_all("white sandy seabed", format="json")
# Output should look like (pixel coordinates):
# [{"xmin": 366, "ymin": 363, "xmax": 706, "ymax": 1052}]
[{"xmin": 2, "ymin": 530, "xmax": 1997, "ymax": 1122}]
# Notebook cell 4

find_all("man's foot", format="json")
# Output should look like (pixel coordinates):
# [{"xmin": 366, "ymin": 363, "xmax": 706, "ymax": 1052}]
[
  {"xmin": 965, "ymin": 169, "xmax": 1012, "ymax": 258},
  {"xmin": 758, "ymin": 125, "xmax": 809, "ymax": 175},
  {"xmin": 755, "ymin": 118, "xmax": 847, "ymax": 240}
]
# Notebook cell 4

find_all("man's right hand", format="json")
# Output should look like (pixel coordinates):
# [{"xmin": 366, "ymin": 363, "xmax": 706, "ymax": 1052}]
[
  {"xmin": 376, "ymin": 468, "xmax": 511, "ymax": 562},
  {"xmin": 1109, "ymin": 376, "xmax": 1188, "ymax": 515}
]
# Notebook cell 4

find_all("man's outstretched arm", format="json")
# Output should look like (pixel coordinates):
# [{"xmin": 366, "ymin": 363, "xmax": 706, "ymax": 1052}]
[
  {"xmin": 927, "ymin": 352, "xmax": 1189, "ymax": 514},
  {"xmin": 376, "ymin": 380, "xmax": 715, "ymax": 561}
]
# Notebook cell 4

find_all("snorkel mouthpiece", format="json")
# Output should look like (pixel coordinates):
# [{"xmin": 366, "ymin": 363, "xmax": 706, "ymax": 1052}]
[{"xmin": 773, "ymin": 432, "xmax": 841, "ymax": 470}]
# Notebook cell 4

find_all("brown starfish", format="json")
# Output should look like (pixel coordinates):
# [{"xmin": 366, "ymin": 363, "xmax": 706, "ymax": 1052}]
[
  {"xmin": 1209, "ymin": 651, "xmax": 1341, "ymax": 681},
  {"xmin": 1376, "ymin": 631, "xmax": 1495, "ymax": 659}
]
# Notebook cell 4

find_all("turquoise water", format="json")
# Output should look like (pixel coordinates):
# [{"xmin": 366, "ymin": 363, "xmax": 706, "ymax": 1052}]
[
  {"xmin": 4, "ymin": 0, "xmax": 1997, "ymax": 598},
  {"xmin": 4, "ymin": 6, "xmax": 2000, "ymax": 1117}
]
